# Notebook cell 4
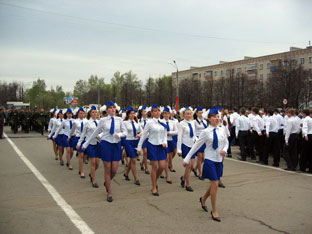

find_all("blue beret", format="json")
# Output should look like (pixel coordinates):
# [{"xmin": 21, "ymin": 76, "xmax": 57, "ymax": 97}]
[
  {"xmin": 127, "ymin": 106, "xmax": 134, "ymax": 111},
  {"xmin": 106, "ymin": 101, "xmax": 115, "ymax": 107},
  {"xmin": 196, "ymin": 106, "xmax": 203, "ymax": 111},
  {"xmin": 163, "ymin": 107, "xmax": 170, "ymax": 112},
  {"xmin": 78, "ymin": 107, "xmax": 84, "ymax": 112},
  {"xmin": 59, "ymin": 110, "xmax": 63, "ymax": 114},
  {"xmin": 142, "ymin": 105, "xmax": 147, "ymax": 110},
  {"xmin": 67, "ymin": 108, "xmax": 72, "ymax": 113},
  {"xmin": 151, "ymin": 104, "xmax": 159, "ymax": 109},
  {"xmin": 215, "ymin": 106, "xmax": 222, "ymax": 111},
  {"xmin": 209, "ymin": 108, "xmax": 219, "ymax": 115},
  {"xmin": 90, "ymin": 106, "xmax": 97, "ymax": 111},
  {"xmin": 54, "ymin": 108, "xmax": 57, "ymax": 112}
]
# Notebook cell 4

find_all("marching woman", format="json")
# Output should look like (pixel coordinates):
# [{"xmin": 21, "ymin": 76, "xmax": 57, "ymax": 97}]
[
  {"xmin": 78, "ymin": 106, "xmax": 100, "ymax": 187},
  {"xmin": 47, "ymin": 108, "xmax": 58, "ymax": 160},
  {"xmin": 169, "ymin": 109, "xmax": 179, "ymax": 172},
  {"xmin": 137, "ymin": 104, "xmax": 167, "ymax": 196},
  {"xmin": 138, "ymin": 105, "xmax": 150, "ymax": 174},
  {"xmin": 83, "ymin": 101, "xmax": 127, "ymax": 202},
  {"xmin": 53, "ymin": 108, "xmax": 74, "ymax": 170},
  {"xmin": 193, "ymin": 106, "xmax": 208, "ymax": 179},
  {"xmin": 48, "ymin": 109, "xmax": 65, "ymax": 166},
  {"xmin": 69, "ymin": 107, "xmax": 87, "ymax": 179},
  {"xmin": 183, "ymin": 108, "xmax": 228, "ymax": 222},
  {"xmin": 162, "ymin": 106, "xmax": 178, "ymax": 183},
  {"xmin": 123, "ymin": 106, "xmax": 142, "ymax": 185},
  {"xmin": 177, "ymin": 107, "xmax": 196, "ymax": 192}
]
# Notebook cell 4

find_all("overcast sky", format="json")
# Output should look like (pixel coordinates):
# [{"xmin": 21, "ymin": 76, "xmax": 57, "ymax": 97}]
[{"xmin": 0, "ymin": 0, "xmax": 311, "ymax": 91}]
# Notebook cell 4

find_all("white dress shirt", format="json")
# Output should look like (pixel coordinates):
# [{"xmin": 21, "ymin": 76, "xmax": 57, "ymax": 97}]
[
  {"xmin": 137, "ymin": 118, "xmax": 167, "ymax": 151},
  {"xmin": 274, "ymin": 114, "xmax": 284, "ymax": 130},
  {"xmin": 265, "ymin": 116, "xmax": 279, "ymax": 134},
  {"xmin": 230, "ymin": 112, "xmax": 239, "ymax": 126},
  {"xmin": 302, "ymin": 116, "xmax": 312, "ymax": 137},
  {"xmin": 78, "ymin": 119, "xmax": 99, "ymax": 147},
  {"xmin": 250, "ymin": 114, "xmax": 263, "ymax": 135},
  {"xmin": 194, "ymin": 118, "xmax": 208, "ymax": 137},
  {"xmin": 54, "ymin": 118, "xmax": 73, "ymax": 138},
  {"xmin": 69, "ymin": 118, "xmax": 87, "ymax": 138},
  {"xmin": 124, "ymin": 119, "xmax": 143, "ymax": 141},
  {"xmin": 164, "ymin": 119, "xmax": 178, "ymax": 141},
  {"xmin": 285, "ymin": 116, "xmax": 301, "ymax": 143},
  {"xmin": 183, "ymin": 125, "xmax": 229, "ymax": 163},
  {"xmin": 48, "ymin": 117, "xmax": 56, "ymax": 132},
  {"xmin": 235, "ymin": 115, "xmax": 251, "ymax": 137},
  {"xmin": 48, "ymin": 118, "xmax": 64, "ymax": 138},
  {"xmin": 177, "ymin": 120, "xmax": 197, "ymax": 153}
]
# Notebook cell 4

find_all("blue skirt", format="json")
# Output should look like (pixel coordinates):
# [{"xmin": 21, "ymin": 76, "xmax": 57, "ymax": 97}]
[
  {"xmin": 49, "ymin": 132, "xmax": 55, "ymax": 141},
  {"xmin": 147, "ymin": 141, "xmax": 167, "ymax": 161},
  {"xmin": 77, "ymin": 139, "xmax": 85, "ymax": 153},
  {"xmin": 142, "ymin": 138, "xmax": 148, "ymax": 149},
  {"xmin": 100, "ymin": 140, "xmax": 122, "ymax": 162},
  {"xmin": 86, "ymin": 144, "xmax": 100, "ymax": 158},
  {"xmin": 196, "ymin": 143, "xmax": 206, "ymax": 154},
  {"xmin": 124, "ymin": 139, "xmax": 139, "ymax": 158},
  {"xmin": 121, "ymin": 137, "xmax": 126, "ymax": 147},
  {"xmin": 70, "ymin": 136, "xmax": 79, "ymax": 150},
  {"xmin": 182, "ymin": 143, "xmax": 196, "ymax": 159},
  {"xmin": 56, "ymin": 134, "xmax": 63, "ymax": 146},
  {"xmin": 166, "ymin": 140, "xmax": 174, "ymax": 153},
  {"xmin": 63, "ymin": 135, "xmax": 71, "ymax": 148},
  {"xmin": 202, "ymin": 159, "xmax": 223, "ymax": 181},
  {"xmin": 172, "ymin": 135, "xmax": 178, "ymax": 147}
]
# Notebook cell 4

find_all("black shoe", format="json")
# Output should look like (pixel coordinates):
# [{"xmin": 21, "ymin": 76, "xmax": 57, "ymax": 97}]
[
  {"xmin": 251, "ymin": 157, "xmax": 256, "ymax": 160},
  {"xmin": 218, "ymin": 183, "xmax": 225, "ymax": 188},
  {"xmin": 256, "ymin": 160, "xmax": 262, "ymax": 164},
  {"xmin": 160, "ymin": 175, "xmax": 165, "ymax": 179},
  {"xmin": 124, "ymin": 174, "xmax": 130, "ymax": 181},
  {"xmin": 134, "ymin": 180, "xmax": 141, "ymax": 186},
  {"xmin": 211, "ymin": 212, "xmax": 221, "ymax": 222},
  {"xmin": 140, "ymin": 165, "xmax": 144, "ymax": 171},
  {"xmin": 169, "ymin": 168, "xmax": 176, "ymax": 172},
  {"xmin": 69, "ymin": 167, "xmax": 73, "ymax": 170},
  {"xmin": 166, "ymin": 180, "xmax": 172, "ymax": 184},
  {"xmin": 180, "ymin": 176, "xmax": 185, "ymax": 188},
  {"xmin": 272, "ymin": 164, "xmax": 279, "ymax": 167},
  {"xmin": 84, "ymin": 161, "xmax": 88, "ymax": 164},
  {"xmin": 137, "ymin": 158, "xmax": 140, "ymax": 161},
  {"xmin": 121, "ymin": 160, "xmax": 125, "ymax": 165},
  {"xmin": 107, "ymin": 196, "xmax": 113, "ymax": 202},
  {"xmin": 145, "ymin": 170, "xmax": 150, "ymax": 175},
  {"xmin": 199, "ymin": 176, "xmax": 204, "ymax": 181},
  {"xmin": 192, "ymin": 168, "xmax": 198, "ymax": 177},
  {"xmin": 55, "ymin": 157, "xmax": 58, "ymax": 160},
  {"xmin": 60, "ymin": 161, "xmax": 64, "ymax": 166},
  {"xmin": 227, "ymin": 154, "xmax": 232, "ymax": 158},
  {"xmin": 78, "ymin": 171, "xmax": 81, "ymax": 175},
  {"xmin": 199, "ymin": 197, "xmax": 208, "ymax": 212},
  {"xmin": 92, "ymin": 183, "xmax": 99, "ymax": 188},
  {"xmin": 80, "ymin": 175, "xmax": 85, "ymax": 179},
  {"xmin": 66, "ymin": 163, "xmax": 69, "ymax": 167},
  {"xmin": 151, "ymin": 189, "xmax": 159, "ymax": 196},
  {"xmin": 185, "ymin": 186, "xmax": 193, "ymax": 192},
  {"xmin": 237, "ymin": 157, "xmax": 246, "ymax": 161}
]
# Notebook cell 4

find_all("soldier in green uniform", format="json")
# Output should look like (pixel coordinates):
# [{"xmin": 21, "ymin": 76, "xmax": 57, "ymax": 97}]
[
  {"xmin": 32, "ymin": 107, "xmax": 39, "ymax": 132},
  {"xmin": 19, "ymin": 109, "xmax": 25, "ymax": 132},
  {"xmin": 9, "ymin": 107, "xmax": 19, "ymax": 134},
  {"xmin": 0, "ymin": 106, "xmax": 4, "ymax": 139},
  {"xmin": 37, "ymin": 108, "xmax": 46, "ymax": 135},
  {"xmin": 23, "ymin": 109, "xmax": 32, "ymax": 133}
]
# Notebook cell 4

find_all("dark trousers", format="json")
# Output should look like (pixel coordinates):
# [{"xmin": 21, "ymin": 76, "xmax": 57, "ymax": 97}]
[
  {"xmin": 284, "ymin": 134, "xmax": 299, "ymax": 170},
  {"xmin": 300, "ymin": 135, "xmax": 312, "ymax": 172},
  {"xmin": 278, "ymin": 129, "xmax": 284, "ymax": 156},
  {"xmin": 248, "ymin": 131, "xmax": 259, "ymax": 159},
  {"xmin": 238, "ymin": 131, "xmax": 249, "ymax": 160},
  {"xmin": 264, "ymin": 132, "xmax": 280, "ymax": 165},
  {"xmin": 256, "ymin": 131, "xmax": 265, "ymax": 162},
  {"xmin": 0, "ymin": 123, "xmax": 3, "ymax": 139}
]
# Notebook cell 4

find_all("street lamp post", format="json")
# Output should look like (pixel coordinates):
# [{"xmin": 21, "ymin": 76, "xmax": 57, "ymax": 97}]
[{"xmin": 173, "ymin": 60, "xmax": 179, "ymax": 111}]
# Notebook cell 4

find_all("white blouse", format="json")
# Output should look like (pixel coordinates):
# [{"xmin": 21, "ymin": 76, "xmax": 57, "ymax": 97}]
[
  {"xmin": 78, "ymin": 119, "xmax": 99, "ymax": 147},
  {"xmin": 124, "ymin": 119, "xmax": 143, "ymax": 141},
  {"xmin": 69, "ymin": 118, "xmax": 87, "ymax": 138},
  {"xmin": 184, "ymin": 125, "xmax": 229, "ymax": 163},
  {"xmin": 177, "ymin": 119, "xmax": 197, "ymax": 153},
  {"xmin": 48, "ymin": 118, "xmax": 64, "ymax": 138},
  {"xmin": 137, "ymin": 118, "xmax": 167, "ymax": 150},
  {"xmin": 194, "ymin": 118, "xmax": 208, "ymax": 137}
]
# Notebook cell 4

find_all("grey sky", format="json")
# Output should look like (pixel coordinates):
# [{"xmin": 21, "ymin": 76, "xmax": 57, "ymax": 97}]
[{"xmin": 0, "ymin": 0, "xmax": 311, "ymax": 91}]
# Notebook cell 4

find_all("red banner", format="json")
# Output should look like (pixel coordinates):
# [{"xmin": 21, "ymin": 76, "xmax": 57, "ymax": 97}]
[{"xmin": 175, "ymin": 96, "xmax": 179, "ymax": 111}]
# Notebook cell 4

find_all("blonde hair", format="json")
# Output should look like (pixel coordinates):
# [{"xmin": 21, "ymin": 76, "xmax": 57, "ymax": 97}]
[{"xmin": 180, "ymin": 109, "xmax": 193, "ymax": 120}]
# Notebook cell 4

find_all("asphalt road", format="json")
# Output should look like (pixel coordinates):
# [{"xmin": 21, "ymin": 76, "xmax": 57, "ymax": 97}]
[{"xmin": 1, "ymin": 126, "xmax": 312, "ymax": 234}]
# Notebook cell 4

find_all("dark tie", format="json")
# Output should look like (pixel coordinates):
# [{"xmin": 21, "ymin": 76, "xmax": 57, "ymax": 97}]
[
  {"xmin": 94, "ymin": 120, "xmax": 97, "ymax": 127},
  {"xmin": 202, "ymin": 120, "xmax": 207, "ymax": 128},
  {"xmin": 81, "ymin": 122, "xmax": 84, "ymax": 132},
  {"xmin": 158, "ymin": 120, "xmax": 167, "ymax": 130},
  {"xmin": 110, "ymin": 117, "xmax": 114, "ymax": 135},
  {"xmin": 213, "ymin": 128, "xmax": 218, "ymax": 150},
  {"xmin": 188, "ymin": 123, "xmax": 194, "ymax": 138},
  {"xmin": 132, "ymin": 121, "xmax": 136, "ymax": 137},
  {"xmin": 70, "ymin": 120, "xmax": 72, "ymax": 129},
  {"xmin": 144, "ymin": 120, "xmax": 146, "ymax": 127},
  {"xmin": 166, "ymin": 122, "xmax": 170, "ymax": 131}
]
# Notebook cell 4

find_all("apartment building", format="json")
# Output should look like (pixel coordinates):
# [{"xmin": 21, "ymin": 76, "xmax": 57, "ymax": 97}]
[{"xmin": 172, "ymin": 46, "xmax": 312, "ymax": 85}]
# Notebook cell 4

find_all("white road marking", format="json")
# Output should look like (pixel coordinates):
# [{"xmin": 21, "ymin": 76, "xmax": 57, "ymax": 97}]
[
  {"xmin": 4, "ymin": 132, "xmax": 95, "ymax": 234},
  {"xmin": 225, "ymin": 157, "xmax": 312, "ymax": 177}
]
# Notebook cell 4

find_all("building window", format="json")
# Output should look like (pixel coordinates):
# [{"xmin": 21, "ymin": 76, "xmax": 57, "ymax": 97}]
[
  {"xmin": 237, "ymin": 68, "xmax": 242, "ymax": 73},
  {"xmin": 221, "ymin": 70, "xmax": 223, "ymax": 76},
  {"xmin": 260, "ymin": 64, "xmax": 263, "ymax": 70},
  {"xmin": 267, "ymin": 63, "xmax": 270, "ymax": 69},
  {"xmin": 300, "ymin": 58, "xmax": 305, "ymax": 64},
  {"xmin": 199, "ymin": 73, "xmax": 201, "ymax": 78},
  {"xmin": 309, "ymin": 57, "xmax": 312, "ymax": 63},
  {"xmin": 214, "ymin": 71, "xmax": 217, "ymax": 76},
  {"xmin": 192, "ymin": 73, "xmax": 198, "ymax": 79}
]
